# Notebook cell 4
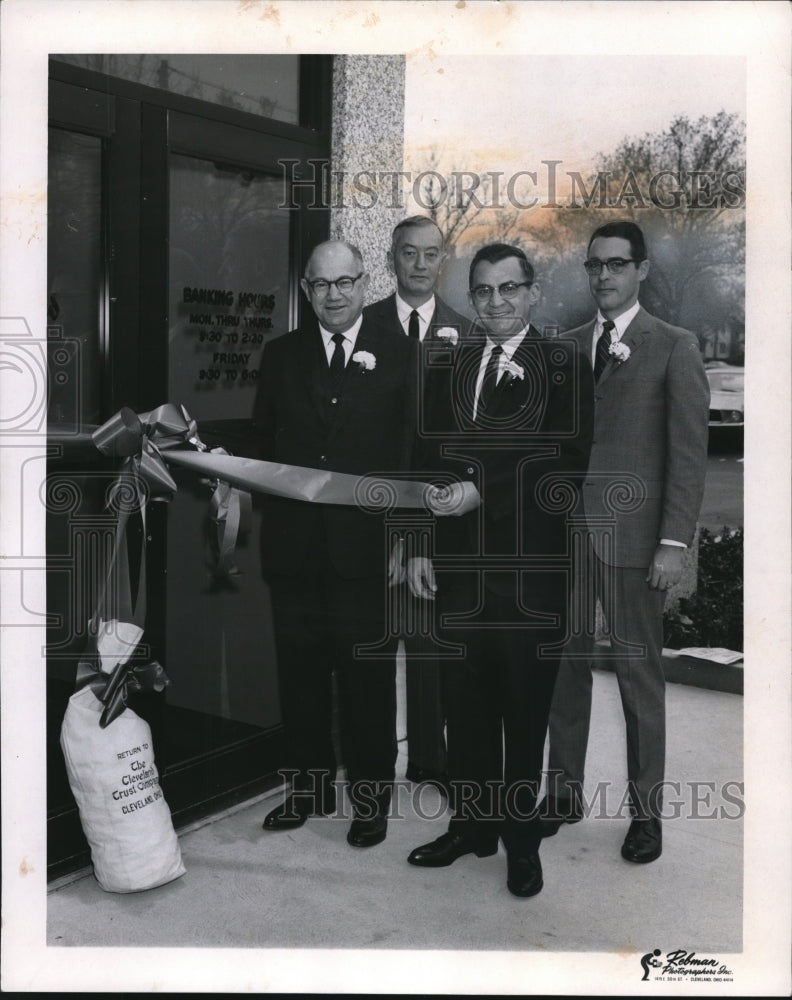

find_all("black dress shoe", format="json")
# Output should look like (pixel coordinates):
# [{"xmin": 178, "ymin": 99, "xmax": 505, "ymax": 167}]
[
  {"xmin": 537, "ymin": 795, "xmax": 583, "ymax": 838},
  {"xmin": 405, "ymin": 763, "xmax": 450, "ymax": 799},
  {"xmin": 621, "ymin": 817, "xmax": 662, "ymax": 864},
  {"xmin": 407, "ymin": 829, "xmax": 499, "ymax": 867},
  {"xmin": 262, "ymin": 793, "xmax": 335, "ymax": 831},
  {"xmin": 506, "ymin": 850, "xmax": 543, "ymax": 898},
  {"xmin": 347, "ymin": 814, "xmax": 387, "ymax": 848}
]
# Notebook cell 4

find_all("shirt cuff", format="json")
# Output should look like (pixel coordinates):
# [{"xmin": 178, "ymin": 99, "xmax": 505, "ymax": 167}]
[{"xmin": 659, "ymin": 538, "xmax": 687, "ymax": 548}]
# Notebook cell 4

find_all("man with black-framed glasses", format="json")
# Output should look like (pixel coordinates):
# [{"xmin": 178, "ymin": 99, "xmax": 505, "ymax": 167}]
[
  {"xmin": 253, "ymin": 239, "xmax": 418, "ymax": 850},
  {"xmin": 540, "ymin": 220, "xmax": 710, "ymax": 866},
  {"xmin": 405, "ymin": 243, "xmax": 593, "ymax": 897}
]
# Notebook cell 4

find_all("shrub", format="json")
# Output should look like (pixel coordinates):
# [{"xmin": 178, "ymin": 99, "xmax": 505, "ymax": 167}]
[{"xmin": 664, "ymin": 526, "xmax": 743, "ymax": 652}]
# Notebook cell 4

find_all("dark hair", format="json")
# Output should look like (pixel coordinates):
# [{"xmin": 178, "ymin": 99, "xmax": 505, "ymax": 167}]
[
  {"xmin": 587, "ymin": 221, "xmax": 647, "ymax": 262},
  {"xmin": 391, "ymin": 215, "xmax": 444, "ymax": 249},
  {"xmin": 468, "ymin": 243, "xmax": 534, "ymax": 288}
]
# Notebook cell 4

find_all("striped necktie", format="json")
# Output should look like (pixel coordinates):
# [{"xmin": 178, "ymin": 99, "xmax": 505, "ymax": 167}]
[
  {"xmin": 477, "ymin": 344, "xmax": 503, "ymax": 418},
  {"xmin": 594, "ymin": 320, "xmax": 615, "ymax": 381}
]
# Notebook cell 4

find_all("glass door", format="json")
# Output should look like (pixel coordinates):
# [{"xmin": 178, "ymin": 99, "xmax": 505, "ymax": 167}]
[
  {"xmin": 46, "ymin": 58, "xmax": 331, "ymax": 879},
  {"xmin": 159, "ymin": 152, "xmax": 291, "ymax": 804}
]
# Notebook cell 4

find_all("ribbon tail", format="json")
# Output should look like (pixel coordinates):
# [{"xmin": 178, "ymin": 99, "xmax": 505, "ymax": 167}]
[
  {"xmin": 207, "ymin": 471, "xmax": 252, "ymax": 579},
  {"xmin": 100, "ymin": 686, "xmax": 129, "ymax": 729},
  {"xmin": 101, "ymin": 660, "xmax": 130, "ymax": 710}
]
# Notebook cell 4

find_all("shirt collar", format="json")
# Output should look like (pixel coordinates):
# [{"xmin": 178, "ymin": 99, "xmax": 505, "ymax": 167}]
[
  {"xmin": 319, "ymin": 314, "xmax": 363, "ymax": 350},
  {"xmin": 395, "ymin": 292, "xmax": 436, "ymax": 328},
  {"xmin": 485, "ymin": 324, "xmax": 530, "ymax": 360},
  {"xmin": 596, "ymin": 301, "xmax": 640, "ymax": 341}
]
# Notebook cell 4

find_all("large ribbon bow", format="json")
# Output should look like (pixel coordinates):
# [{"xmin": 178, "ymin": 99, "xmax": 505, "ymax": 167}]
[
  {"xmin": 75, "ymin": 620, "xmax": 170, "ymax": 729},
  {"xmin": 80, "ymin": 404, "xmax": 251, "ymax": 727},
  {"xmin": 92, "ymin": 403, "xmax": 251, "ymax": 578}
]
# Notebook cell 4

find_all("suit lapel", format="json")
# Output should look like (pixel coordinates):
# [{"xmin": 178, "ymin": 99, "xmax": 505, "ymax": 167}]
[
  {"xmin": 598, "ymin": 308, "xmax": 650, "ymax": 386},
  {"xmin": 485, "ymin": 326, "xmax": 541, "ymax": 419},
  {"xmin": 326, "ymin": 320, "xmax": 377, "ymax": 443},
  {"xmin": 384, "ymin": 294, "xmax": 401, "ymax": 335},
  {"xmin": 620, "ymin": 308, "xmax": 651, "ymax": 354},
  {"xmin": 453, "ymin": 338, "xmax": 485, "ymax": 429},
  {"xmin": 426, "ymin": 298, "xmax": 465, "ymax": 345},
  {"xmin": 299, "ymin": 319, "xmax": 331, "ymax": 424}
]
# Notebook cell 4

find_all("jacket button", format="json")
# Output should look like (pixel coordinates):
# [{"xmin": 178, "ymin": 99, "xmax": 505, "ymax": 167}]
[
  {"xmin": 466, "ymin": 467, "xmax": 475, "ymax": 475},
  {"xmin": 331, "ymin": 397, "xmax": 338, "ymax": 404},
  {"xmin": 320, "ymin": 455, "xmax": 327, "ymax": 463}
]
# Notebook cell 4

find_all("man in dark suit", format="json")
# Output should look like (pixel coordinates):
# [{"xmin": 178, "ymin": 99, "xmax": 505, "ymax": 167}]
[
  {"xmin": 253, "ymin": 239, "xmax": 418, "ymax": 848},
  {"xmin": 405, "ymin": 243, "xmax": 593, "ymax": 897},
  {"xmin": 540, "ymin": 221, "xmax": 710, "ymax": 865},
  {"xmin": 364, "ymin": 215, "xmax": 470, "ymax": 796}
]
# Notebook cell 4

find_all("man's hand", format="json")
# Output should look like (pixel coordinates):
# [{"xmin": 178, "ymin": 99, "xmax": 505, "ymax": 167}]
[
  {"xmin": 388, "ymin": 536, "xmax": 405, "ymax": 588},
  {"xmin": 407, "ymin": 556, "xmax": 437, "ymax": 600},
  {"xmin": 428, "ymin": 481, "xmax": 481, "ymax": 517},
  {"xmin": 646, "ymin": 543, "xmax": 685, "ymax": 591}
]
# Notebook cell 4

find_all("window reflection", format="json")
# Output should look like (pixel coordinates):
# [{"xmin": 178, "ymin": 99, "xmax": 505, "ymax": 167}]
[
  {"xmin": 168, "ymin": 154, "xmax": 291, "ymax": 422},
  {"xmin": 47, "ymin": 128, "xmax": 103, "ymax": 426},
  {"xmin": 53, "ymin": 54, "xmax": 300, "ymax": 124}
]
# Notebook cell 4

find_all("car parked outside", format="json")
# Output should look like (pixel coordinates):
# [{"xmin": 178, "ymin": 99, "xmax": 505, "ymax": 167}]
[{"xmin": 705, "ymin": 361, "xmax": 744, "ymax": 428}]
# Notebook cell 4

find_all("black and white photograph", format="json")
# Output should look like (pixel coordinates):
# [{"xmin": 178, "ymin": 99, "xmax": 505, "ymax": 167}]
[{"xmin": 0, "ymin": 0, "xmax": 790, "ymax": 994}]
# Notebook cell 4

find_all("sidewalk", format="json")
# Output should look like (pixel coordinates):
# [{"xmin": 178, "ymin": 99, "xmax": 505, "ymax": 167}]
[{"xmin": 47, "ymin": 668, "xmax": 743, "ymax": 956}]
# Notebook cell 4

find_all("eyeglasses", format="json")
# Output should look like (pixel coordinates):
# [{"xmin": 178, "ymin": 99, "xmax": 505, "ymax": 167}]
[
  {"xmin": 470, "ymin": 281, "xmax": 530, "ymax": 302},
  {"xmin": 305, "ymin": 273, "xmax": 364, "ymax": 295},
  {"xmin": 583, "ymin": 257, "xmax": 638, "ymax": 276}
]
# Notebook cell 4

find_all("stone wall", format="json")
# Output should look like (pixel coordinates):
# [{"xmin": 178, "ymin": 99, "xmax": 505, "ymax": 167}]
[{"xmin": 330, "ymin": 55, "xmax": 405, "ymax": 303}]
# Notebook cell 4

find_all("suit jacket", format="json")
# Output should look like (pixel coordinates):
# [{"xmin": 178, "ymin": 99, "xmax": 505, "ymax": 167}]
[
  {"xmin": 563, "ymin": 306, "xmax": 710, "ymax": 569},
  {"xmin": 252, "ymin": 315, "xmax": 418, "ymax": 579},
  {"xmin": 363, "ymin": 292, "xmax": 470, "ymax": 343},
  {"xmin": 363, "ymin": 293, "xmax": 471, "ymax": 428},
  {"xmin": 423, "ymin": 326, "xmax": 594, "ymax": 598}
]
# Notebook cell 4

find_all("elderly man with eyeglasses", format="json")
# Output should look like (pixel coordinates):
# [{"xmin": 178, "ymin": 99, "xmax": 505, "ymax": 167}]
[
  {"xmin": 253, "ymin": 239, "xmax": 418, "ymax": 849},
  {"xmin": 539, "ymin": 220, "xmax": 710, "ymax": 866},
  {"xmin": 405, "ymin": 243, "xmax": 594, "ymax": 897}
]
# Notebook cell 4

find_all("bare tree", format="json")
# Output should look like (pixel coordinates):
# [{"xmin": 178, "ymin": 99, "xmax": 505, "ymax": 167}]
[
  {"xmin": 518, "ymin": 111, "xmax": 746, "ymax": 334},
  {"xmin": 408, "ymin": 151, "xmax": 494, "ymax": 249},
  {"xmin": 591, "ymin": 111, "xmax": 746, "ymax": 327}
]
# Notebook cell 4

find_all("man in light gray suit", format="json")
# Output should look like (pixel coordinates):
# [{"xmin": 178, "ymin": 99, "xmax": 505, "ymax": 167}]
[{"xmin": 540, "ymin": 220, "xmax": 710, "ymax": 864}]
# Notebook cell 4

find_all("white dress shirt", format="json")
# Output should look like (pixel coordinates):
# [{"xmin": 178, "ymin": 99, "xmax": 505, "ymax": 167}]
[
  {"xmin": 589, "ymin": 300, "xmax": 641, "ymax": 366},
  {"xmin": 472, "ymin": 326, "xmax": 529, "ymax": 420},
  {"xmin": 319, "ymin": 315, "xmax": 363, "ymax": 366},
  {"xmin": 395, "ymin": 293, "xmax": 436, "ymax": 342}
]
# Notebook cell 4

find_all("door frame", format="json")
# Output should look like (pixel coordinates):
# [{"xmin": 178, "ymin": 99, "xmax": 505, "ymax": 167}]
[{"xmin": 47, "ymin": 56, "xmax": 332, "ymax": 880}]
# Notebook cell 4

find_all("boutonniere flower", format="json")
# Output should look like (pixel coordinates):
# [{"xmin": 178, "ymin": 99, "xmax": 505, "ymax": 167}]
[
  {"xmin": 501, "ymin": 358, "xmax": 525, "ymax": 382},
  {"xmin": 608, "ymin": 341, "xmax": 631, "ymax": 365},
  {"xmin": 435, "ymin": 326, "xmax": 459, "ymax": 346},
  {"xmin": 352, "ymin": 350, "xmax": 376, "ymax": 371}
]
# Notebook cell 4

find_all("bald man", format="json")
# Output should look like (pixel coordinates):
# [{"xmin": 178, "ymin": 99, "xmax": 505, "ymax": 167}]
[{"xmin": 253, "ymin": 240, "xmax": 418, "ymax": 849}]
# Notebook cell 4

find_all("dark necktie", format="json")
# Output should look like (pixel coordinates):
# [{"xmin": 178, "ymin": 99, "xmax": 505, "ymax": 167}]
[
  {"xmin": 477, "ymin": 344, "xmax": 503, "ymax": 418},
  {"xmin": 329, "ymin": 332, "xmax": 346, "ymax": 390},
  {"xmin": 594, "ymin": 320, "xmax": 615, "ymax": 381},
  {"xmin": 408, "ymin": 309, "xmax": 420, "ymax": 340}
]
